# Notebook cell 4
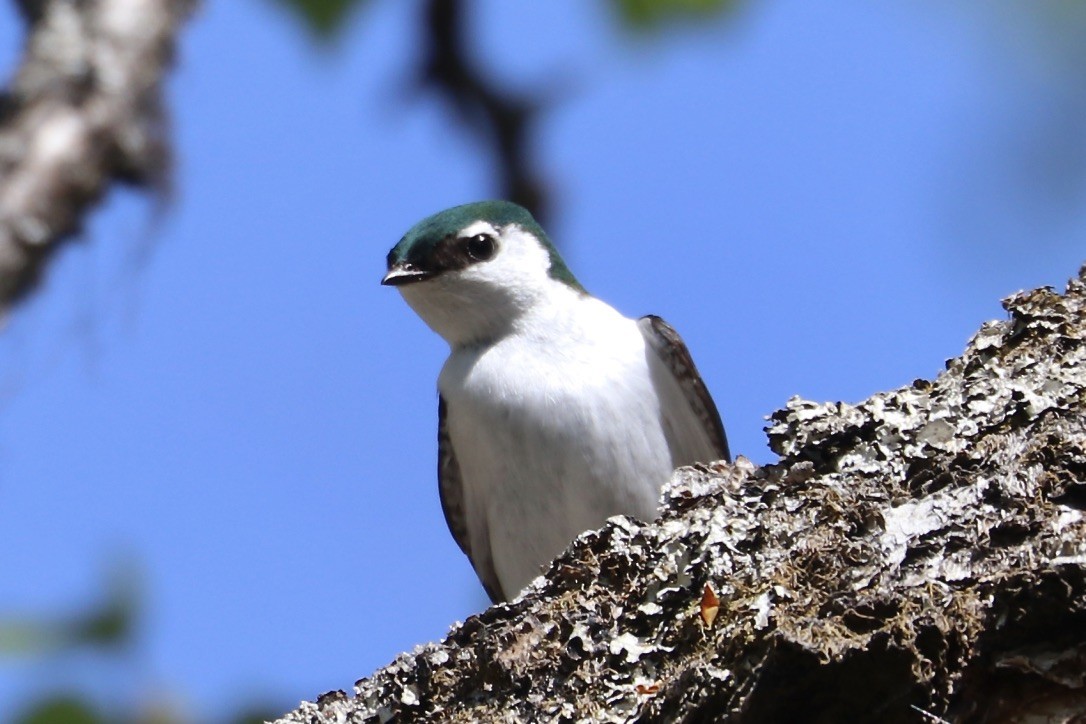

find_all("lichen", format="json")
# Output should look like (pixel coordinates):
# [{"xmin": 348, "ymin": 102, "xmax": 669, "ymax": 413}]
[{"xmin": 278, "ymin": 267, "xmax": 1086, "ymax": 723}]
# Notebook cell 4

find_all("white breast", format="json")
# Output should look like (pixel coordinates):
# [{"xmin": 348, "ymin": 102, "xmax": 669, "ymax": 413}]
[{"xmin": 439, "ymin": 291, "xmax": 676, "ymax": 597}]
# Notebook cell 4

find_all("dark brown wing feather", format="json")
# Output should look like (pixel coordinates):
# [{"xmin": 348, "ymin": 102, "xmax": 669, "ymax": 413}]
[
  {"xmin": 638, "ymin": 315, "xmax": 731, "ymax": 462},
  {"xmin": 438, "ymin": 395, "xmax": 506, "ymax": 602}
]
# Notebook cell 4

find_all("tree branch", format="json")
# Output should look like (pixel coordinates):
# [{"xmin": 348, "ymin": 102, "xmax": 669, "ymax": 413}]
[
  {"xmin": 277, "ymin": 265, "xmax": 1086, "ymax": 721},
  {"xmin": 0, "ymin": 0, "xmax": 194, "ymax": 309},
  {"xmin": 419, "ymin": 0, "xmax": 549, "ymax": 223}
]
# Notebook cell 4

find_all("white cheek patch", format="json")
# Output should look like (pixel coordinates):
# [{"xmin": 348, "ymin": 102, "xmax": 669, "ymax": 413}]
[{"xmin": 459, "ymin": 224, "xmax": 554, "ymax": 290}]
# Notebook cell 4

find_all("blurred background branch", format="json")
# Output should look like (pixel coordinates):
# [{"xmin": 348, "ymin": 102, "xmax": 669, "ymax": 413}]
[
  {"xmin": 0, "ymin": 0, "xmax": 193, "ymax": 311},
  {"xmin": 419, "ymin": 0, "xmax": 548, "ymax": 222}
]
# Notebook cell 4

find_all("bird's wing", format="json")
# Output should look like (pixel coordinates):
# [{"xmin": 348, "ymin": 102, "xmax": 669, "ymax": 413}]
[
  {"xmin": 438, "ymin": 395, "xmax": 505, "ymax": 602},
  {"xmin": 638, "ymin": 315, "xmax": 731, "ymax": 463}
]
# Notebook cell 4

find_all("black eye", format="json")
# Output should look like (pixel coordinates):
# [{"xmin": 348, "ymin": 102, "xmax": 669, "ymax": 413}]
[{"xmin": 463, "ymin": 233, "xmax": 497, "ymax": 262}]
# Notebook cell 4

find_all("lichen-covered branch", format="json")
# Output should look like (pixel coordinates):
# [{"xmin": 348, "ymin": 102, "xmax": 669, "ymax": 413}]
[
  {"xmin": 0, "ymin": 0, "xmax": 194, "ymax": 309},
  {"xmin": 280, "ymin": 266, "xmax": 1086, "ymax": 722}
]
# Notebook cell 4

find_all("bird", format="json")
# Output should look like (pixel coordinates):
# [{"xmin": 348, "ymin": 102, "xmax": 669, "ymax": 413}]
[{"xmin": 382, "ymin": 200, "xmax": 729, "ymax": 602}]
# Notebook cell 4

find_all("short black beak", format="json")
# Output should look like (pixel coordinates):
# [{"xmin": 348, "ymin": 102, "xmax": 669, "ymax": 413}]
[{"xmin": 381, "ymin": 264, "xmax": 434, "ymax": 286}]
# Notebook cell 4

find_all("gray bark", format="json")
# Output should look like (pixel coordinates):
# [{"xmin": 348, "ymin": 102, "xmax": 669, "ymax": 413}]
[
  {"xmin": 280, "ymin": 266, "xmax": 1086, "ymax": 723},
  {"xmin": 0, "ymin": 0, "xmax": 193, "ymax": 308}
]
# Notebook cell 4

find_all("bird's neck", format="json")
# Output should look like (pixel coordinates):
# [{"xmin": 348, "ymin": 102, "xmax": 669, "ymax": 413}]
[{"xmin": 400, "ymin": 277, "xmax": 588, "ymax": 350}]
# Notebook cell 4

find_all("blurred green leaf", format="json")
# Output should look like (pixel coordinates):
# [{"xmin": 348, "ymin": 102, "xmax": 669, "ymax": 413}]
[
  {"xmin": 15, "ymin": 695, "xmax": 107, "ymax": 724},
  {"xmin": 62, "ymin": 562, "xmax": 139, "ymax": 649},
  {"xmin": 0, "ymin": 620, "xmax": 62, "ymax": 654},
  {"xmin": 612, "ymin": 0, "xmax": 741, "ymax": 28},
  {"xmin": 0, "ymin": 562, "xmax": 139, "ymax": 656},
  {"xmin": 66, "ymin": 588, "xmax": 135, "ymax": 648},
  {"xmin": 270, "ymin": 0, "xmax": 371, "ymax": 38}
]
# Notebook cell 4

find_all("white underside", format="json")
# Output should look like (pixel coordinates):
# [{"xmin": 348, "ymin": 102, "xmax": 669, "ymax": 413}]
[{"xmin": 439, "ymin": 288, "xmax": 690, "ymax": 597}]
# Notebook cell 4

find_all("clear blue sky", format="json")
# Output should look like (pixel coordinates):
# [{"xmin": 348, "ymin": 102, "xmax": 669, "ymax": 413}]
[{"xmin": 1, "ymin": 0, "xmax": 1083, "ymax": 720}]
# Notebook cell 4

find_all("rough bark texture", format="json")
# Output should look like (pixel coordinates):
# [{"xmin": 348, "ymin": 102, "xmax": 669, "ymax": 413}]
[
  {"xmin": 280, "ymin": 267, "xmax": 1086, "ymax": 723},
  {"xmin": 0, "ymin": 0, "xmax": 193, "ymax": 309}
]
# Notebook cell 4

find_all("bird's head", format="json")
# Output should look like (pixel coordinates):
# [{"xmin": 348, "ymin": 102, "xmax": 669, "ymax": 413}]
[{"xmin": 383, "ymin": 201, "xmax": 584, "ymax": 347}]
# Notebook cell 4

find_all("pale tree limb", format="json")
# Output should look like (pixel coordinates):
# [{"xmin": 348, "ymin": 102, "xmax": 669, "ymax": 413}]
[
  {"xmin": 278, "ymin": 265, "xmax": 1086, "ymax": 722},
  {"xmin": 0, "ymin": 0, "xmax": 194, "ymax": 309}
]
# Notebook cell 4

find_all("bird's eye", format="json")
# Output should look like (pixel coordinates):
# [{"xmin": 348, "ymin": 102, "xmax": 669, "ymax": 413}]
[{"xmin": 463, "ymin": 233, "xmax": 497, "ymax": 262}]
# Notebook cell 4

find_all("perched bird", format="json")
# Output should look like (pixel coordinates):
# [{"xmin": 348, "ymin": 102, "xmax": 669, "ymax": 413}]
[{"xmin": 383, "ymin": 201, "xmax": 729, "ymax": 602}]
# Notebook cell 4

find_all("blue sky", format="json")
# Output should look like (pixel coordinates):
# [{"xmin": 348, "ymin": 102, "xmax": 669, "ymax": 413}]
[{"xmin": 1, "ymin": 0, "xmax": 1084, "ymax": 719}]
